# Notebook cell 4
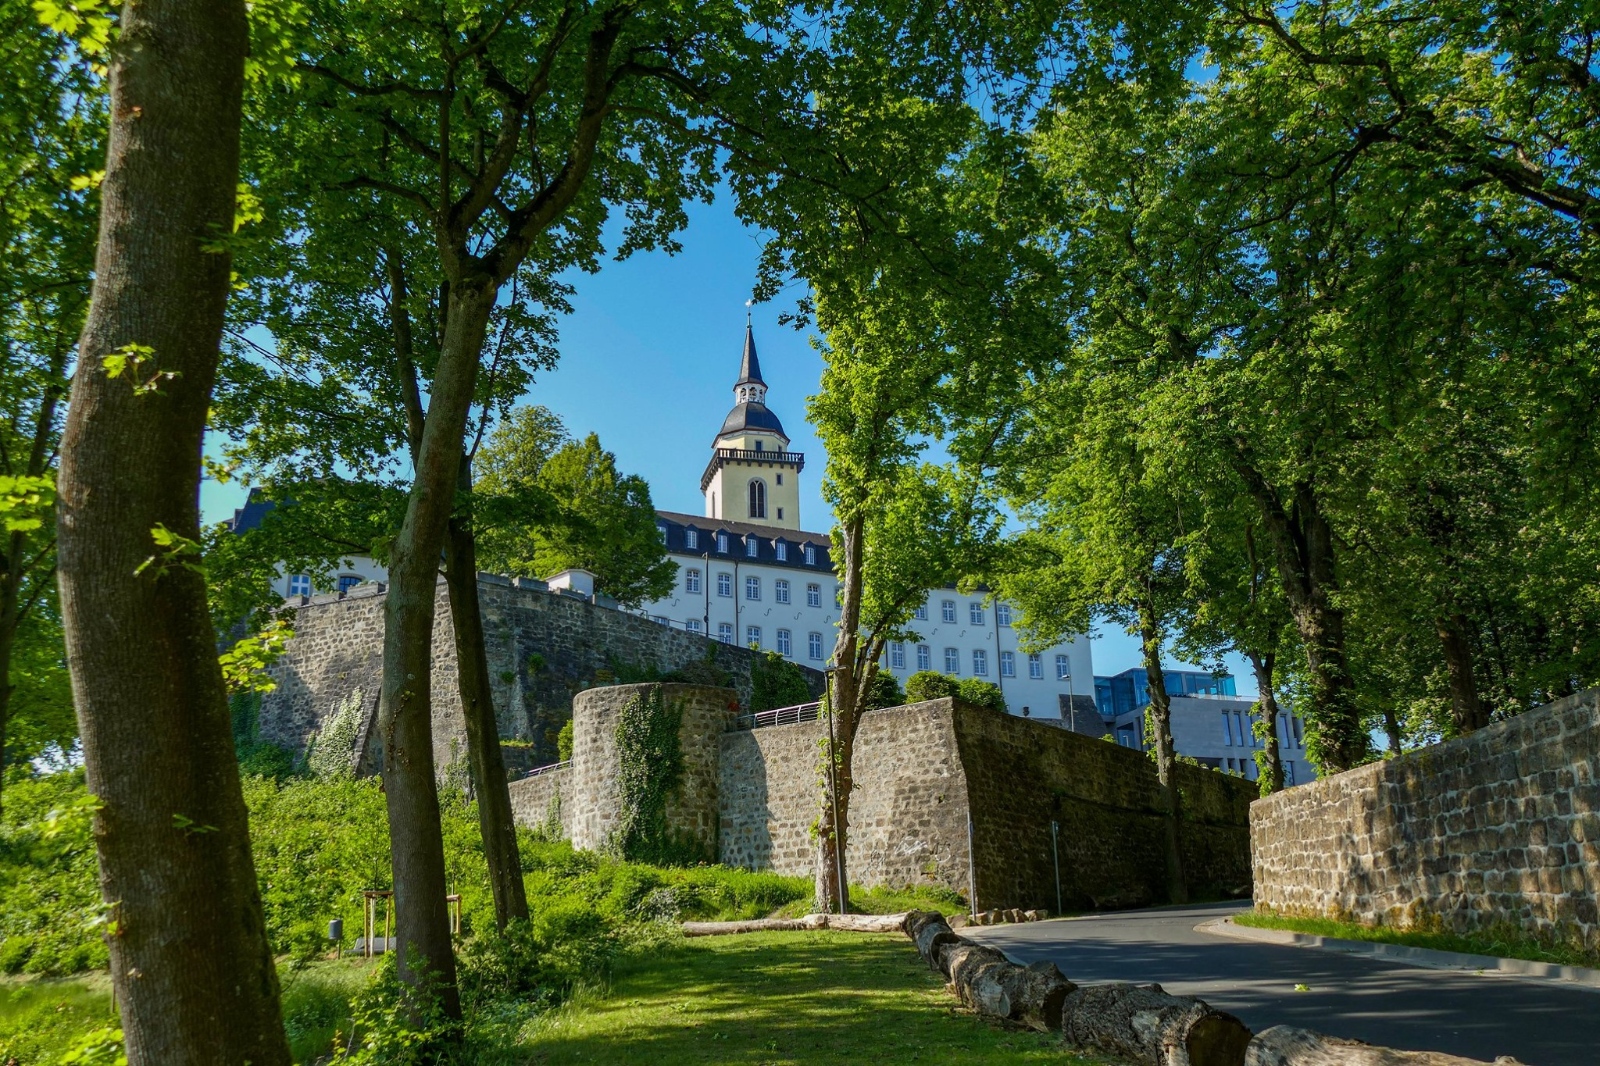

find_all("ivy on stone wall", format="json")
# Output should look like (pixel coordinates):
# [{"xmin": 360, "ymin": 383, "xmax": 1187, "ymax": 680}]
[
  {"xmin": 608, "ymin": 684, "xmax": 695, "ymax": 864},
  {"xmin": 306, "ymin": 688, "xmax": 365, "ymax": 780}
]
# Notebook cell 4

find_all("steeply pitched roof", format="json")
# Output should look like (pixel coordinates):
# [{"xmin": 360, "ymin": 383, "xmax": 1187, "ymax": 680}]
[
  {"xmin": 718, "ymin": 401, "xmax": 787, "ymax": 439},
  {"xmin": 736, "ymin": 322, "xmax": 764, "ymax": 386}
]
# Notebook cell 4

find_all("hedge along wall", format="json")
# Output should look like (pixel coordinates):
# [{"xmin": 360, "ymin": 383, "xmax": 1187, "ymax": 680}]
[
  {"xmin": 1252, "ymin": 688, "xmax": 1600, "ymax": 954},
  {"xmin": 260, "ymin": 576, "xmax": 825, "ymax": 776}
]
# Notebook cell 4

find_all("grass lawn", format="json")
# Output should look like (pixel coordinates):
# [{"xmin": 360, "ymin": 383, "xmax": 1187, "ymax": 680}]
[
  {"xmin": 527, "ymin": 930, "xmax": 1106, "ymax": 1065},
  {"xmin": 1234, "ymin": 910, "xmax": 1598, "ymax": 970}
]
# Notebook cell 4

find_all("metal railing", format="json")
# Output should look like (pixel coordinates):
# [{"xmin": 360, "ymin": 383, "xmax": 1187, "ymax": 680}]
[
  {"xmin": 523, "ymin": 760, "xmax": 571, "ymax": 779},
  {"xmin": 731, "ymin": 701, "xmax": 821, "ymax": 731}
]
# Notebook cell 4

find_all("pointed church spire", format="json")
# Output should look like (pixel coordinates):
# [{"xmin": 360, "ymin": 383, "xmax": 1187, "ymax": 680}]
[{"xmin": 736, "ymin": 320, "xmax": 765, "ymax": 387}]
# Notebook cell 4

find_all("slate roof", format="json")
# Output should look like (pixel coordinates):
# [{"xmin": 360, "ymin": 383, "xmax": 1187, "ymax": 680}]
[
  {"xmin": 717, "ymin": 401, "xmax": 788, "ymax": 439},
  {"xmin": 654, "ymin": 509, "xmax": 834, "ymax": 574},
  {"xmin": 735, "ymin": 323, "xmax": 764, "ymax": 386}
]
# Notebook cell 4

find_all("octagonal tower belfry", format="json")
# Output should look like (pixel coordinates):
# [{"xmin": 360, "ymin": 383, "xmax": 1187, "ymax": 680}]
[{"xmin": 700, "ymin": 321, "xmax": 804, "ymax": 530}]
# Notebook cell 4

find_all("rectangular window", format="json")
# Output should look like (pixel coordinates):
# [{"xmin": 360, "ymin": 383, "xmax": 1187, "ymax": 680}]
[
  {"xmin": 890, "ymin": 642, "xmax": 906, "ymax": 670},
  {"xmin": 686, "ymin": 619, "xmax": 702, "ymax": 635},
  {"xmin": 717, "ymin": 622, "xmax": 734, "ymax": 644},
  {"xmin": 914, "ymin": 603, "xmax": 928, "ymax": 621},
  {"xmin": 653, "ymin": 615, "xmax": 670, "ymax": 625},
  {"xmin": 777, "ymin": 628, "xmax": 792, "ymax": 656},
  {"xmin": 745, "ymin": 576, "xmax": 761, "ymax": 601},
  {"xmin": 776, "ymin": 473, "xmax": 783, "ymax": 485},
  {"xmin": 808, "ymin": 631, "xmax": 824, "ymax": 660},
  {"xmin": 969, "ymin": 602, "xmax": 984, "ymax": 625},
  {"xmin": 941, "ymin": 600, "xmax": 956, "ymax": 623},
  {"xmin": 916, "ymin": 644, "xmax": 931, "ymax": 671},
  {"xmin": 943, "ymin": 647, "xmax": 960, "ymax": 674},
  {"xmin": 1055, "ymin": 654, "xmax": 1071, "ymax": 680},
  {"xmin": 804, "ymin": 545, "xmax": 816, "ymax": 565},
  {"xmin": 1000, "ymin": 651, "xmax": 1015, "ymax": 677},
  {"xmin": 287, "ymin": 574, "xmax": 312, "ymax": 597},
  {"xmin": 717, "ymin": 572, "xmax": 732, "ymax": 597},
  {"xmin": 775, "ymin": 579, "xmax": 790, "ymax": 604},
  {"xmin": 1222, "ymin": 711, "xmax": 1234, "ymax": 746},
  {"xmin": 685, "ymin": 569, "xmax": 702, "ymax": 594},
  {"xmin": 776, "ymin": 507, "xmax": 784, "ymax": 520},
  {"xmin": 717, "ymin": 532, "xmax": 728, "ymax": 553},
  {"xmin": 746, "ymin": 625, "xmax": 762, "ymax": 648},
  {"xmin": 1028, "ymin": 653, "xmax": 1043, "ymax": 680},
  {"xmin": 996, "ymin": 603, "xmax": 1012, "ymax": 626},
  {"xmin": 806, "ymin": 583, "xmax": 821, "ymax": 608},
  {"xmin": 776, "ymin": 541, "xmax": 788, "ymax": 561},
  {"xmin": 746, "ymin": 536, "xmax": 759, "ymax": 558},
  {"xmin": 972, "ymin": 649, "xmax": 988, "ymax": 676},
  {"xmin": 658, "ymin": 524, "xmax": 668, "ymax": 542},
  {"xmin": 338, "ymin": 575, "xmax": 363, "ymax": 593},
  {"xmin": 685, "ymin": 528, "xmax": 699, "ymax": 549}
]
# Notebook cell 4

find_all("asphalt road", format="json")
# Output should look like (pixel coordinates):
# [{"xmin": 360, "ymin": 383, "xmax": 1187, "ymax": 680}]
[{"xmin": 964, "ymin": 901, "xmax": 1596, "ymax": 1066}]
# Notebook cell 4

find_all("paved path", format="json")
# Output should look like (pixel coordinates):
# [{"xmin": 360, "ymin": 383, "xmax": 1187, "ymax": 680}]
[{"xmin": 965, "ymin": 902, "xmax": 1594, "ymax": 1066}]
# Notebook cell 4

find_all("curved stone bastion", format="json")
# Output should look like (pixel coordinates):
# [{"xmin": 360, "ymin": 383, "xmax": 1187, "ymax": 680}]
[{"xmin": 511, "ymin": 682, "xmax": 740, "ymax": 862}]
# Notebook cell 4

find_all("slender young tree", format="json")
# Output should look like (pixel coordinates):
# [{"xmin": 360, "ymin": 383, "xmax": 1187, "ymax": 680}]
[{"xmin": 53, "ymin": 1, "xmax": 289, "ymax": 1062}]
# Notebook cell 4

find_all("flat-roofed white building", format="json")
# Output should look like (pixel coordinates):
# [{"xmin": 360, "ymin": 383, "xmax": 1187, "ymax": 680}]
[{"xmin": 634, "ymin": 325, "xmax": 1094, "ymax": 720}]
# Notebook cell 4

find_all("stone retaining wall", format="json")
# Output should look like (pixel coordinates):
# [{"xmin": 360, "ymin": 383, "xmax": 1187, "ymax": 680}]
[
  {"xmin": 259, "ymin": 576, "xmax": 825, "ymax": 774},
  {"xmin": 1251, "ymin": 688, "xmax": 1600, "ymax": 953}
]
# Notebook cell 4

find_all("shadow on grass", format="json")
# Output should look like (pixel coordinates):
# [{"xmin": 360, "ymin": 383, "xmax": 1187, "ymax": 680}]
[{"xmin": 526, "ymin": 931, "xmax": 1103, "ymax": 1065}]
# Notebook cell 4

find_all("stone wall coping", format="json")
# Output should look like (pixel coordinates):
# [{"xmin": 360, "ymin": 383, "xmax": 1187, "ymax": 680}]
[
  {"xmin": 1199, "ymin": 915, "xmax": 1600, "ymax": 993},
  {"xmin": 1250, "ymin": 687, "xmax": 1600, "ymax": 817}
]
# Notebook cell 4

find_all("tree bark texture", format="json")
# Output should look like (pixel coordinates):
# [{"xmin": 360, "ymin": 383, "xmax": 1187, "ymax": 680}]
[
  {"xmin": 1436, "ymin": 613, "xmax": 1488, "ymax": 735},
  {"xmin": 818, "ymin": 512, "xmax": 869, "ymax": 913},
  {"xmin": 1138, "ymin": 601, "xmax": 1187, "ymax": 905},
  {"xmin": 53, "ymin": 3, "xmax": 288, "ymax": 1063},
  {"xmin": 1248, "ymin": 652, "xmax": 1285, "ymax": 794},
  {"xmin": 443, "ymin": 458, "xmax": 528, "ymax": 929},
  {"xmin": 1061, "ymin": 983, "xmax": 1253, "ymax": 1066},
  {"xmin": 1233, "ymin": 462, "xmax": 1368, "ymax": 771},
  {"xmin": 1244, "ymin": 1025, "xmax": 1514, "ymax": 1066},
  {"xmin": 378, "ymin": 278, "xmax": 497, "ymax": 1017}
]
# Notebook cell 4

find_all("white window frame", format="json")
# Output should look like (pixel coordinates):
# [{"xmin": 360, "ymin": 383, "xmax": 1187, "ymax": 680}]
[
  {"xmin": 1055, "ymin": 654, "xmax": 1071, "ymax": 680},
  {"xmin": 746, "ymin": 535, "xmax": 759, "ymax": 558},
  {"xmin": 804, "ymin": 545, "xmax": 816, "ymax": 565},
  {"xmin": 996, "ymin": 603, "xmax": 1012, "ymax": 626},
  {"xmin": 916, "ymin": 645, "xmax": 931, "ymax": 671},
  {"xmin": 890, "ymin": 642, "xmax": 905, "ymax": 670},
  {"xmin": 717, "ymin": 572, "xmax": 732, "ymax": 597},
  {"xmin": 746, "ymin": 625, "xmax": 762, "ymax": 648},
  {"xmin": 969, "ymin": 602, "xmax": 984, "ymax": 625},
  {"xmin": 808, "ymin": 632, "xmax": 824, "ymax": 660},
  {"xmin": 941, "ymin": 600, "xmax": 957, "ymax": 623},
  {"xmin": 775, "ymin": 578, "xmax": 790, "ymax": 604},
  {"xmin": 685, "ymin": 569, "xmax": 701, "ymax": 594},
  {"xmin": 287, "ymin": 574, "xmax": 312, "ymax": 597},
  {"xmin": 775, "ymin": 541, "xmax": 788, "ymax": 561},
  {"xmin": 717, "ymin": 622, "xmax": 734, "ymax": 644},
  {"xmin": 1028, "ymin": 653, "xmax": 1043, "ymax": 680},
  {"xmin": 914, "ymin": 603, "xmax": 928, "ymax": 621},
  {"xmin": 806, "ymin": 582, "xmax": 821, "ymax": 608},
  {"xmin": 972, "ymin": 649, "xmax": 988, "ymax": 676},
  {"xmin": 717, "ymin": 532, "xmax": 729, "ymax": 553},
  {"xmin": 943, "ymin": 647, "xmax": 960, "ymax": 674},
  {"xmin": 1000, "ymin": 651, "xmax": 1015, "ymax": 678},
  {"xmin": 777, "ymin": 628, "xmax": 792, "ymax": 656},
  {"xmin": 685, "ymin": 619, "xmax": 702, "ymax": 635},
  {"xmin": 745, "ymin": 575, "xmax": 761, "ymax": 601},
  {"xmin": 685, "ymin": 528, "xmax": 699, "ymax": 549}
]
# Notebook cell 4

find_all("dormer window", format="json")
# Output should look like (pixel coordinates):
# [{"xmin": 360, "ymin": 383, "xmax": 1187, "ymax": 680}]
[
  {"xmin": 775, "ymin": 541, "xmax": 788, "ymax": 561},
  {"xmin": 804, "ymin": 545, "xmax": 816, "ymax": 565},
  {"xmin": 746, "ymin": 535, "xmax": 759, "ymax": 558},
  {"xmin": 685, "ymin": 528, "xmax": 699, "ymax": 549},
  {"xmin": 717, "ymin": 532, "xmax": 728, "ymax": 553}
]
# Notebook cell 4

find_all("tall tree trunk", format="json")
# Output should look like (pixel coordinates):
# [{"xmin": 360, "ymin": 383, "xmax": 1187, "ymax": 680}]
[
  {"xmin": 1437, "ymin": 613, "xmax": 1488, "ymax": 735},
  {"xmin": 1137, "ymin": 598, "xmax": 1186, "ymax": 905},
  {"xmin": 1247, "ymin": 651, "xmax": 1285, "ymax": 794},
  {"xmin": 1382, "ymin": 704, "xmax": 1404, "ymax": 754},
  {"xmin": 379, "ymin": 277, "xmax": 496, "ymax": 1017},
  {"xmin": 54, "ymin": 3, "xmax": 288, "ymax": 1063},
  {"xmin": 818, "ymin": 513, "xmax": 868, "ymax": 914},
  {"xmin": 0, "ymin": 551, "xmax": 18, "ymax": 815},
  {"xmin": 443, "ymin": 457, "xmax": 528, "ymax": 929},
  {"xmin": 1233, "ymin": 459, "xmax": 1368, "ymax": 771}
]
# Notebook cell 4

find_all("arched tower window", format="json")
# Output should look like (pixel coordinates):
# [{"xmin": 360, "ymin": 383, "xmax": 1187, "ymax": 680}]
[{"xmin": 748, "ymin": 479, "xmax": 766, "ymax": 519}]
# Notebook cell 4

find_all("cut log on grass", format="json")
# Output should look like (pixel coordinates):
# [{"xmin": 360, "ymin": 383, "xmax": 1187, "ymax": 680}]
[
  {"xmin": 1061, "ymin": 982, "xmax": 1253, "ymax": 1066},
  {"xmin": 1246, "ymin": 1026, "xmax": 1525, "ymax": 1066},
  {"xmin": 988, "ymin": 958, "xmax": 1076, "ymax": 1032},
  {"xmin": 908, "ymin": 913, "xmax": 961, "ymax": 970},
  {"xmin": 681, "ymin": 913, "xmax": 910, "ymax": 938}
]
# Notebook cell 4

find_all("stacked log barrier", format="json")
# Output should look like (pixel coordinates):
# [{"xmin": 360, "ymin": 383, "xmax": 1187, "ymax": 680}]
[
  {"xmin": 1245, "ymin": 1027, "xmax": 1526, "ymax": 1066},
  {"xmin": 1059, "ymin": 982, "xmax": 1252, "ymax": 1066}
]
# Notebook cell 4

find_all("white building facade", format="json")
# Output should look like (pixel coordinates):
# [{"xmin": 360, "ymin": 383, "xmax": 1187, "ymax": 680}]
[
  {"xmin": 635, "ymin": 325, "xmax": 1094, "ymax": 720},
  {"xmin": 1106, "ymin": 695, "xmax": 1318, "ymax": 786}
]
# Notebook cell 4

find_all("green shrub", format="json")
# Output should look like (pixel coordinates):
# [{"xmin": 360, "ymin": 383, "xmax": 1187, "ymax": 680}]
[
  {"xmin": 557, "ymin": 718, "xmax": 575, "ymax": 762},
  {"xmin": 750, "ymin": 650, "xmax": 811, "ymax": 711},
  {"xmin": 956, "ymin": 678, "xmax": 1007, "ymax": 714},
  {"xmin": 904, "ymin": 671, "xmax": 958, "ymax": 703},
  {"xmin": 861, "ymin": 671, "xmax": 904, "ymax": 710},
  {"xmin": 0, "ymin": 771, "xmax": 109, "ymax": 976}
]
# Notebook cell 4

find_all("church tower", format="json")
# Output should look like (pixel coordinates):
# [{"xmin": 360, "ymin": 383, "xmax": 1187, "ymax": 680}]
[{"xmin": 701, "ymin": 323, "xmax": 804, "ymax": 529}]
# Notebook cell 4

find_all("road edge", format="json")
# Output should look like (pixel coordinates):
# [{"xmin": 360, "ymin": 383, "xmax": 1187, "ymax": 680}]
[{"xmin": 1197, "ymin": 915, "xmax": 1600, "ymax": 994}]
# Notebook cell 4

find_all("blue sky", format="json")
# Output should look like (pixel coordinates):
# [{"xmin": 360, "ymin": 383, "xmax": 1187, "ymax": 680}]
[{"xmin": 200, "ymin": 193, "xmax": 1253, "ymax": 690}]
